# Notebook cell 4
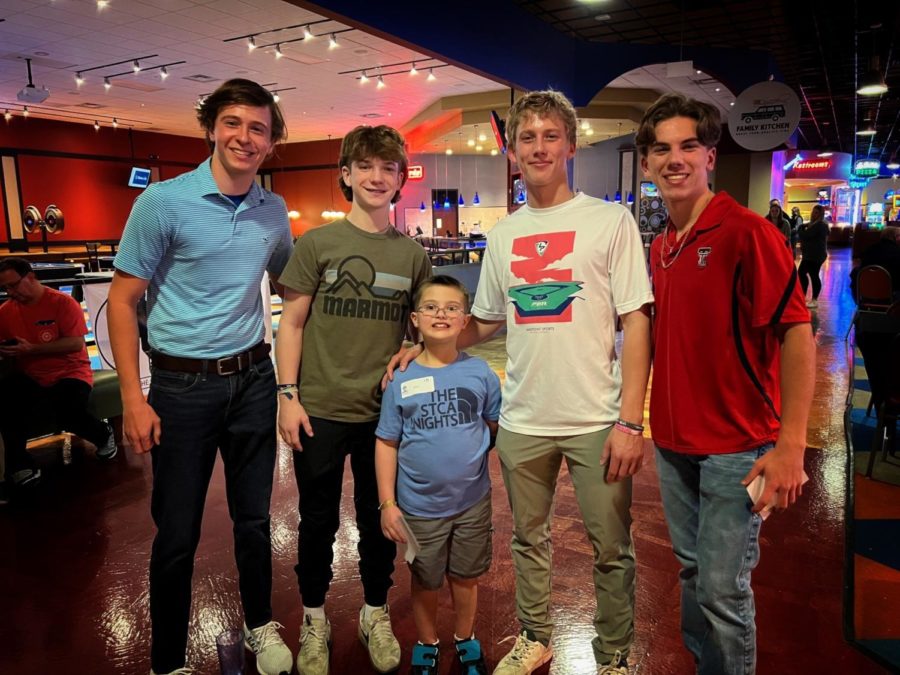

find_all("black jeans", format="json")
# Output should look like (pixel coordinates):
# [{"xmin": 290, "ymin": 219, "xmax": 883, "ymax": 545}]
[
  {"xmin": 292, "ymin": 416, "xmax": 396, "ymax": 608},
  {"xmin": 798, "ymin": 258, "xmax": 824, "ymax": 299},
  {"xmin": 148, "ymin": 359, "xmax": 277, "ymax": 673},
  {"xmin": 0, "ymin": 372, "xmax": 108, "ymax": 476}
]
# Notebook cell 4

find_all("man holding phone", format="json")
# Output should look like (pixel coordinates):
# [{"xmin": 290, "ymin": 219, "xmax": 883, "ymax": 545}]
[{"xmin": 0, "ymin": 257, "xmax": 116, "ymax": 504}]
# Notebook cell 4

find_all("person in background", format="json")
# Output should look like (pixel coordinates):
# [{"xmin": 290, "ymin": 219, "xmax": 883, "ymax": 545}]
[
  {"xmin": 789, "ymin": 206, "xmax": 804, "ymax": 258},
  {"xmin": 376, "ymin": 274, "xmax": 501, "ymax": 675},
  {"xmin": 765, "ymin": 199, "xmax": 792, "ymax": 245},
  {"xmin": 0, "ymin": 257, "xmax": 117, "ymax": 505},
  {"xmin": 638, "ymin": 92, "xmax": 814, "ymax": 675},
  {"xmin": 108, "ymin": 79, "xmax": 294, "ymax": 675},
  {"xmin": 797, "ymin": 204, "xmax": 830, "ymax": 308}
]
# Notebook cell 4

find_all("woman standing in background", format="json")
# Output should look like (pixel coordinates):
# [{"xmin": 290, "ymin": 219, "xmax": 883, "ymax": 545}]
[{"xmin": 798, "ymin": 204, "xmax": 829, "ymax": 308}]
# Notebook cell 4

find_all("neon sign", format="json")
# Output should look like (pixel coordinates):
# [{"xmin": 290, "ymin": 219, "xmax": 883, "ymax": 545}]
[
  {"xmin": 793, "ymin": 159, "xmax": 832, "ymax": 171},
  {"xmin": 407, "ymin": 165, "xmax": 424, "ymax": 180},
  {"xmin": 854, "ymin": 160, "xmax": 880, "ymax": 177}
]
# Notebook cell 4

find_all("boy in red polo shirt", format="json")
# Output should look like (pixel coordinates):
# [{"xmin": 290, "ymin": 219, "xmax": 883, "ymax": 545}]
[{"xmin": 637, "ymin": 94, "xmax": 815, "ymax": 674}]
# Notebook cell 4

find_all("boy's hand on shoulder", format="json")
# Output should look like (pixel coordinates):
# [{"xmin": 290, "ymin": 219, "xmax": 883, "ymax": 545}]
[
  {"xmin": 277, "ymin": 398, "xmax": 313, "ymax": 451},
  {"xmin": 382, "ymin": 343, "xmax": 424, "ymax": 390},
  {"xmin": 380, "ymin": 505, "xmax": 407, "ymax": 544}
]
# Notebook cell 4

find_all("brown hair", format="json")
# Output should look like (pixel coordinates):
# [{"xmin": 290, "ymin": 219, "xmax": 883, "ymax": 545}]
[
  {"xmin": 413, "ymin": 274, "xmax": 470, "ymax": 312},
  {"xmin": 338, "ymin": 125, "xmax": 409, "ymax": 204},
  {"xmin": 505, "ymin": 89, "xmax": 577, "ymax": 152},
  {"xmin": 0, "ymin": 257, "xmax": 33, "ymax": 277},
  {"xmin": 636, "ymin": 93, "xmax": 721, "ymax": 156},
  {"xmin": 196, "ymin": 78, "xmax": 287, "ymax": 151}
]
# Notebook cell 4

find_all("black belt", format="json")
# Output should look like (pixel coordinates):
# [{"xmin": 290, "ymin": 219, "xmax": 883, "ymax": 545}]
[{"xmin": 151, "ymin": 342, "xmax": 270, "ymax": 376}]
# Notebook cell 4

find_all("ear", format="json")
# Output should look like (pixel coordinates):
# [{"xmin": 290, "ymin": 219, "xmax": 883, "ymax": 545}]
[
  {"xmin": 640, "ymin": 155, "xmax": 650, "ymax": 177},
  {"xmin": 410, "ymin": 311, "xmax": 420, "ymax": 329},
  {"xmin": 461, "ymin": 313, "xmax": 471, "ymax": 330},
  {"xmin": 341, "ymin": 165, "xmax": 352, "ymax": 188},
  {"xmin": 507, "ymin": 145, "xmax": 518, "ymax": 167},
  {"xmin": 707, "ymin": 146, "xmax": 717, "ymax": 171},
  {"xmin": 566, "ymin": 141, "xmax": 576, "ymax": 160}
]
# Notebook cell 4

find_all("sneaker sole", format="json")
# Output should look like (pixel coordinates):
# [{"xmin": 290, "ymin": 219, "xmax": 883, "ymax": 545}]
[
  {"xmin": 357, "ymin": 625, "xmax": 399, "ymax": 673},
  {"xmin": 97, "ymin": 446, "xmax": 118, "ymax": 460}
]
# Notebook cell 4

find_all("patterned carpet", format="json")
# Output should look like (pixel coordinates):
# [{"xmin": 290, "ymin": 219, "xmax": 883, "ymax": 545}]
[{"xmin": 849, "ymin": 346, "xmax": 900, "ymax": 669}]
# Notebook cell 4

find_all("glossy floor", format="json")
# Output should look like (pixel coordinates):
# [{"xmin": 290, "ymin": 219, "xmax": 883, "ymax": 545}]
[{"xmin": 0, "ymin": 248, "xmax": 890, "ymax": 674}]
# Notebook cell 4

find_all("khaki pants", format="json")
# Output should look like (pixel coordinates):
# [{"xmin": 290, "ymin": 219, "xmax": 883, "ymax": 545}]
[{"xmin": 497, "ymin": 426, "xmax": 634, "ymax": 664}]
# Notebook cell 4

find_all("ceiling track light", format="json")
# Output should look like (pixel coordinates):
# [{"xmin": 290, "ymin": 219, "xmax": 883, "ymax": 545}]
[
  {"xmin": 376, "ymin": 74, "xmax": 385, "ymax": 89},
  {"xmin": 160, "ymin": 66, "xmax": 168, "ymax": 79},
  {"xmin": 410, "ymin": 62, "xmax": 418, "ymax": 75},
  {"xmin": 275, "ymin": 44, "xmax": 283, "ymax": 59},
  {"xmin": 303, "ymin": 24, "xmax": 314, "ymax": 40},
  {"xmin": 427, "ymin": 67, "xmax": 436, "ymax": 81},
  {"xmin": 248, "ymin": 35, "xmax": 257, "ymax": 51},
  {"xmin": 75, "ymin": 71, "xmax": 84, "ymax": 86},
  {"xmin": 22, "ymin": 106, "xmax": 29, "ymax": 117},
  {"xmin": 329, "ymin": 33, "xmax": 338, "ymax": 49},
  {"xmin": 132, "ymin": 59, "xmax": 140, "ymax": 73},
  {"xmin": 360, "ymin": 70, "xmax": 369, "ymax": 84},
  {"xmin": 104, "ymin": 76, "xmax": 111, "ymax": 90},
  {"xmin": 94, "ymin": 120, "xmax": 100, "ymax": 131},
  {"xmin": 3, "ymin": 109, "xmax": 11, "ymax": 121},
  {"xmin": 96, "ymin": 0, "xmax": 108, "ymax": 8},
  {"xmin": 112, "ymin": 117, "xmax": 118, "ymax": 128}
]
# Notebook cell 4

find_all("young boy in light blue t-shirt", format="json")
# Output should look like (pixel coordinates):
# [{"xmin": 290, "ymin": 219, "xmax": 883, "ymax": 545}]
[{"xmin": 375, "ymin": 275, "xmax": 501, "ymax": 675}]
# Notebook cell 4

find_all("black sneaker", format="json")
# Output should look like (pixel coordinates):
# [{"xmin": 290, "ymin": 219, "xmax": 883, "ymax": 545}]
[
  {"xmin": 11, "ymin": 468, "xmax": 41, "ymax": 488},
  {"xmin": 96, "ymin": 424, "xmax": 118, "ymax": 460},
  {"xmin": 410, "ymin": 642, "xmax": 439, "ymax": 674},
  {"xmin": 455, "ymin": 638, "xmax": 487, "ymax": 675}
]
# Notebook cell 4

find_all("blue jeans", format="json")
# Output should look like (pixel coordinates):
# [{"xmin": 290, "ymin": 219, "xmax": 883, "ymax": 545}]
[
  {"xmin": 655, "ymin": 444, "xmax": 771, "ymax": 675},
  {"xmin": 147, "ymin": 358, "xmax": 277, "ymax": 673}
]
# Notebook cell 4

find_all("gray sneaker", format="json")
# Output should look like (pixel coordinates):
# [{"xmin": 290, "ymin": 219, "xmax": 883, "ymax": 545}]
[
  {"xmin": 297, "ymin": 615, "xmax": 331, "ymax": 675},
  {"xmin": 96, "ymin": 424, "xmax": 118, "ymax": 460},
  {"xmin": 358, "ymin": 605, "xmax": 400, "ymax": 673},
  {"xmin": 244, "ymin": 620, "xmax": 292, "ymax": 675}
]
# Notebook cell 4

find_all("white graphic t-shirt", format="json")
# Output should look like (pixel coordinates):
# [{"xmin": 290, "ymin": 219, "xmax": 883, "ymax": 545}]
[{"xmin": 472, "ymin": 192, "xmax": 653, "ymax": 435}]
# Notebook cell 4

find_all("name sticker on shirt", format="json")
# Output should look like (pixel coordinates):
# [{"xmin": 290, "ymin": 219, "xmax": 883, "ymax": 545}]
[{"xmin": 401, "ymin": 376, "xmax": 435, "ymax": 398}]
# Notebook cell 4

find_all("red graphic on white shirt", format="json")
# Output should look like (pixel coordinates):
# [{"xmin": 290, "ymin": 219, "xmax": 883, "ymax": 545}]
[{"xmin": 510, "ymin": 232, "xmax": 576, "ymax": 324}]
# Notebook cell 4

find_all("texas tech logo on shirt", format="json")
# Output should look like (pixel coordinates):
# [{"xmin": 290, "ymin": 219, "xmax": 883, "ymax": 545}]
[
  {"xmin": 697, "ymin": 246, "xmax": 712, "ymax": 268},
  {"xmin": 508, "ymin": 232, "xmax": 583, "ymax": 324}
]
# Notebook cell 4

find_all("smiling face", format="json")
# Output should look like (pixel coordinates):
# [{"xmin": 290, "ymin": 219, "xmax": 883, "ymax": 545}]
[
  {"xmin": 207, "ymin": 104, "xmax": 274, "ymax": 182},
  {"xmin": 341, "ymin": 156, "xmax": 403, "ymax": 212},
  {"xmin": 508, "ymin": 112, "xmax": 575, "ymax": 194},
  {"xmin": 411, "ymin": 283, "xmax": 470, "ymax": 346},
  {"xmin": 640, "ymin": 115, "xmax": 716, "ymax": 209}
]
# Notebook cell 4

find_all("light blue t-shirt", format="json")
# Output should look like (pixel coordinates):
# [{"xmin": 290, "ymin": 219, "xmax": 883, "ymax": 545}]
[
  {"xmin": 114, "ymin": 159, "xmax": 292, "ymax": 358},
  {"xmin": 376, "ymin": 353, "xmax": 501, "ymax": 518}
]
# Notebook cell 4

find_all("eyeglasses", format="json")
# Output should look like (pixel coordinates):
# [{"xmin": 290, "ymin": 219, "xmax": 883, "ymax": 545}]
[
  {"xmin": 0, "ymin": 276, "xmax": 25, "ymax": 292},
  {"xmin": 416, "ymin": 303, "xmax": 466, "ymax": 318}
]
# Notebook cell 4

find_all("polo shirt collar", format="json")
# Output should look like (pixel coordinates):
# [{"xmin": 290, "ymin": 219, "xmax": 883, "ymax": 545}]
[
  {"xmin": 194, "ymin": 158, "xmax": 266, "ymax": 207},
  {"xmin": 689, "ymin": 191, "xmax": 735, "ymax": 234}
]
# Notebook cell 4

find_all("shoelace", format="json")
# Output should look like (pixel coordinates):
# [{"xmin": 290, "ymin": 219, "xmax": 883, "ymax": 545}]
[
  {"xmin": 248, "ymin": 621, "xmax": 284, "ymax": 652},
  {"xmin": 497, "ymin": 634, "xmax": 538, "ymax": 664},
  {"xmin": 301, "ymin": 617, "xmax": 329, "ymax": 653},
  {"xmin": 368, "ymin": 610, "xmax": 396, "ymax": 649},
  {"xmin": 597, "ymin": 650, "xmax": 627, "ymax": 674}
]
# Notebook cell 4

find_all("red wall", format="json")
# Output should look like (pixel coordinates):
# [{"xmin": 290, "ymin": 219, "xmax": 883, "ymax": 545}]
[
  {"xmin": 2, "ymin": 117, "xmax": 350, "ymax": 244},
  {"xmin": 0, "ymin": 117, "xmax": 207, "ymax": 245}
]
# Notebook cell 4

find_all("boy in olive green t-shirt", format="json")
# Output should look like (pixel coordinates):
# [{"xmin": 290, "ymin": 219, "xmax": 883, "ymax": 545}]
[{"xmin": 275, "ymin": 125, "xmax": 431, "ymax": 675}]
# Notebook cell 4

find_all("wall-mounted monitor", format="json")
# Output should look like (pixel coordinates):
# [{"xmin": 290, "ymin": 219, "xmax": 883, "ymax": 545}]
[{"xmin": 128, "ymin": 167, "xmax": 152, "ymax": 189}]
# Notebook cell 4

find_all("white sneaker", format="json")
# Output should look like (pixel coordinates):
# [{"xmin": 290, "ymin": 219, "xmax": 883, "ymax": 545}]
[
  {"xmin": 244, "ymin": 620, "xmax": 292, "ymax": 675},
  {"xmin": 806, "ymin": 299, "xmax": 818, "ymax": 308},
  {"xmin": 597, "ymin": 650, "xmax": 629, "ymax": 674},
  {"xmin": 297, "ymin": 615, "xmax": 331, "ymax": 675},
  {"xmin": 358, "ymin": 605, "xmax": 401, "ymax": 673},
  {"xmin": 493, "ymin": 632, "xmax": 553, "ymax": 674}
]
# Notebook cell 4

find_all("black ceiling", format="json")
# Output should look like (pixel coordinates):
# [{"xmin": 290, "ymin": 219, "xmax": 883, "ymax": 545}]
[{"xmin": 514, "ymin": 0, "xmax": 900, "ymax": 167}]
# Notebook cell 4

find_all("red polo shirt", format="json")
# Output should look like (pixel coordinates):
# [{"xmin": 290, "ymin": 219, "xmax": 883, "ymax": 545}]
[
  {"xmin": 649, "ymin": 192, "xmax": 810, "ymax": 454},
  {"xmin": 0, "ymin": 287, "xmax": 93, "ymax": 387}
]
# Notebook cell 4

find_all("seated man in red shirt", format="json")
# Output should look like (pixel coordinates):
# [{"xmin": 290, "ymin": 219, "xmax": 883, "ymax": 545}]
[{"xmin": 0, "ymin": 257, "xmax": 115, "ymax": 501}]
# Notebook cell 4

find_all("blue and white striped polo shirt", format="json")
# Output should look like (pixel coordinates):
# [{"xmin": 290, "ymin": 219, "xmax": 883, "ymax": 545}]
[{"xmin": 115, "ymin": 159, "xmax": 292, "ymax": 358}]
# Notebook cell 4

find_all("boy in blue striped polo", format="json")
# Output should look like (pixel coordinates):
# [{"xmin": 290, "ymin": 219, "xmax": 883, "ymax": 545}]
[
  {"xmin": 276, "ymin": 125, "xmax": 431, "ymax": 675},
  {"xmin": 109, "ymin": 79, "xmax": 294, "ymax": 675}
]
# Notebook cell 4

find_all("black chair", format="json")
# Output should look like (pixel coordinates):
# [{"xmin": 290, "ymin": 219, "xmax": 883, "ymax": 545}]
[
  {"xmin": 865, "ymin": 303, "xmax": 900, "ymax": 477},
  {"xmin": 84, "ymin": 242, "xmax": 101, "ymax": 272}
]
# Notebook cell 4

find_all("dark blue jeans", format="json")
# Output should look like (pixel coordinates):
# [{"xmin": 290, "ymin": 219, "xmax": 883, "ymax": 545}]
[{"xmin": 148, "ymin": 358, "xmax": 277, "ymax": 673}]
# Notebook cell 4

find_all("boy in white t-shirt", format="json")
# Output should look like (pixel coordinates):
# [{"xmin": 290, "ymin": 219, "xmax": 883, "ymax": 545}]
[{"xmin": 389, "ymin": 90, "xmax": 653, "ymax": 675}]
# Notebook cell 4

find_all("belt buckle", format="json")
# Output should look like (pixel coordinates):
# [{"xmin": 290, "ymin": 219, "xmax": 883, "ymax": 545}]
[{"xmin": 216, "ymin": 353, "xmax": 243, "ymax": 376}]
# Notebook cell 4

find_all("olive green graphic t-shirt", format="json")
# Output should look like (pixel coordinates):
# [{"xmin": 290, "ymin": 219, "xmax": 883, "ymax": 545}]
[{"xmin": 279, "ymin": 218, "xmax": 432, "ymax": 421}]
